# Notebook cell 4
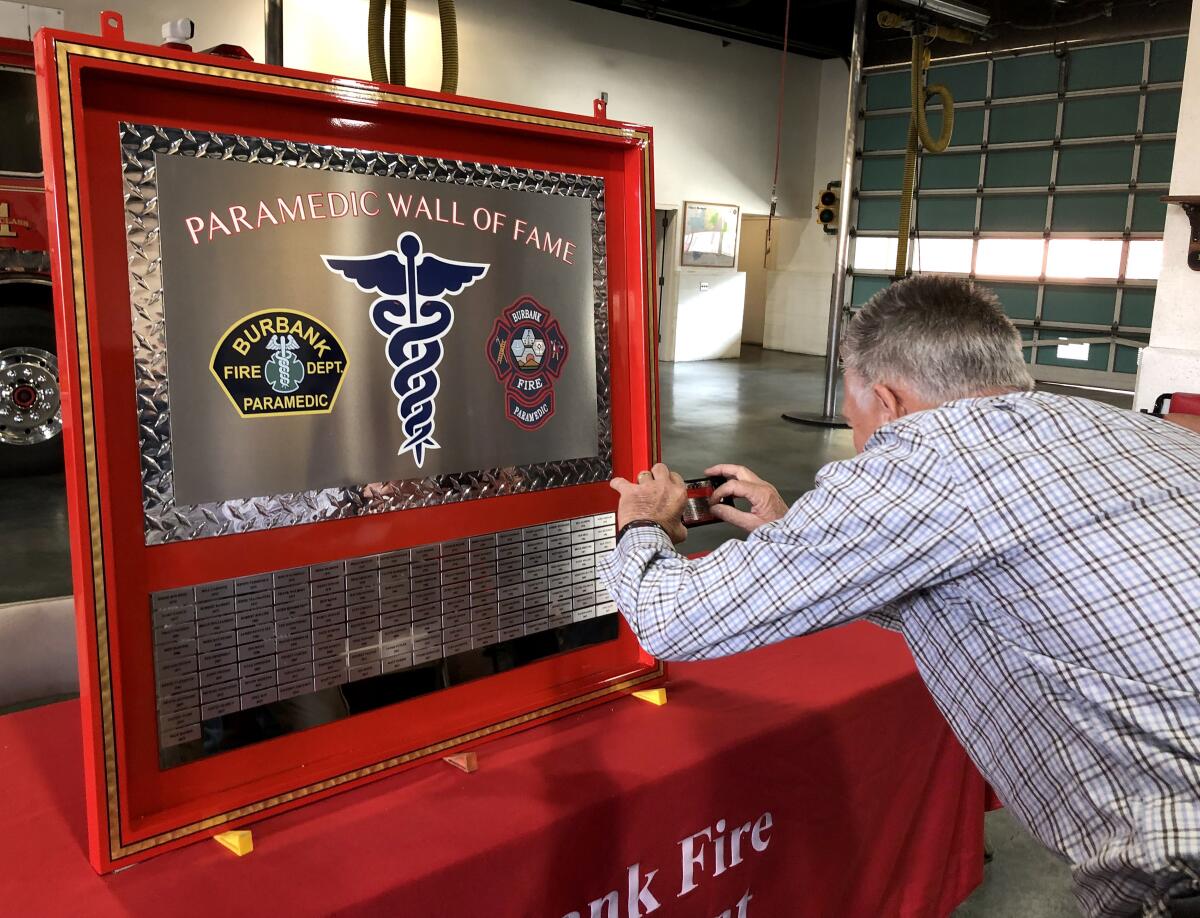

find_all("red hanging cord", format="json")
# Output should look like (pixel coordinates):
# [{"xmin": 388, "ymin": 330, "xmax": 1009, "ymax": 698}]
[{"xmin": 765, "ymin": 0, "xmax": 793, "ymax": 267}]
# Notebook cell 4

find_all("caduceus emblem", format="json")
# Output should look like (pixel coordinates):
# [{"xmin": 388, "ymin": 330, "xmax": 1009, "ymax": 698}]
[{"xmin": 323, "ymin": 232, "xmax": 489, "ymax": 467}]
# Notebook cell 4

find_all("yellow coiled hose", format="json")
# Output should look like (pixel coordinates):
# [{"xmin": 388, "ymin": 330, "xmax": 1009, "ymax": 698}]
[
  {"xmin": 367, "ymin": 0, "xmax": 458, "ymax": 93},
  {"xmin": 895, "ymin": 35, "xmax": 955, "ymax": 277}
]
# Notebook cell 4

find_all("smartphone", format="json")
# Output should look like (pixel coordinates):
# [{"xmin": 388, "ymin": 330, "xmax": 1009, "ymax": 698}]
[{"xmin": 682, "ymin": 476, "xmax": 734, "ymax": 528}]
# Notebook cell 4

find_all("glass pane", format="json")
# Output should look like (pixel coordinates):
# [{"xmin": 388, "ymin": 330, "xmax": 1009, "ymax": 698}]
[
  {"xmin": 1057, "ymin": 144, "xmax": 1133, "ymax": 185},
  {"xmin": 986, "ymin": 148, "xmax": 1054, "ymax": 188},
  {"xmin": 1120, "ymin": 287, "xmax": 1155, "ymax": 327},
  {"xmin": 920, "ymin": 152, "xmax": 981, "ymax": 189},
  {"xmin": 976, "ymin": 239, "xmax": 1045, "ymax": 278},
  {"xmin": 857, "ymin": 197, "xmax": 901, "ymax": 231},
  {"xmin": 1126, "ymin": 240, "xmax": 1164, "ymax": 280},
  {"xmin": 860, "ymin": 155, "xmax": 906, "ymax": 192},
  {"xmin": 1045, "ymin": 239, "xmax": 1122, "ymax": 279},
  {"xmin": 913, "ymin": 237, "xmax": 973, "ymax": 273},
  {"xmin": 1144, "ymin": 89, "xmax": 1182, "ymax": 134},
  {"xmin": 981, "ymin": 195, "xmax": 1046, "ymax": 231},
  {"xmin": 950, "ymin": 107, "xmax": 986, "ymax": 146},
  {"xmin": 1034, "ymin": 330, "xmax": 1110, "ymax": 370},
  {"xmin": 1149, "ymin": 36, "xmax": 1187, "ymax": 84},
  {"xmin": 1114, "ymin": 344, "xmax": 1141, "ymax": 374},
  {"xmin": 1041, "ymin": 285, "xmax": 1116, "ymax": 324},
  {"xmin": 1066, "ymin": 43, "xmax": 1144, "ymax": 91},
  {"xmin": 851, "ymin": 274, "xmax": 891, "ymax": 306},
  {"xmin": 927, "ymin": 61, "xmax": 988, "ymax": 102},
  {"xmin": 984, "ymin": 282, "xmax": 1039, "ymax": 319},
  {"xmin": 0, "ymin": 69, "xmax": 41, "ymax": 174},
  {"xmin": 1051, "ymin": 193, "xmax": 1128, "ymax": 232},
  {"xmin": 852, "ymin": 237, "xmax": 898, "ymax": 271},
  {"xmin": 1138, "ymin": 140, "xmax": 1176, "ymax": 183},
  {"xmin": 865, "ymin": 71, "xmax": 909, "ymax": 111},
  {"xmin": 990, "ymin": 101, "xmax": 1058, "ymax": 142},
  {"xmin": 1062, "ymin": 94, "xmax": 1140, "ymax": 138},
  {"xmin": 863, "ymin": 113, "xmax": 910, "ymax": 151},
  {"xmin": 917, "ymin": 195, "xmax": 977, "ymax": 231},
  {"xmin": 994, "ymin": 52, "xmax": 1059, "ymax": 98},
  {"xmin": 1131, "ymin": 191, "xmax": 1168, "ymax": 232}
]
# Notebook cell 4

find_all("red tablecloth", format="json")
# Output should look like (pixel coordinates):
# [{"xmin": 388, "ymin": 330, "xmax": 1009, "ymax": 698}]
[{"xmin": 0, "ymin": 623, "xmax": 985, "ymax": 917}]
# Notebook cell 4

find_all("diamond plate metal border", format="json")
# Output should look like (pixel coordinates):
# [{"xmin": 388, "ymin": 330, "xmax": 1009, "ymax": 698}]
[{"xmin": 122, "ymin": 122, "xmax": 611, "ymax": 544}]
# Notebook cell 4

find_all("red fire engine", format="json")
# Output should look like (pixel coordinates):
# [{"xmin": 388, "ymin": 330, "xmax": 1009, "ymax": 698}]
[{"xmin": 0, "ymin": 36, "xmax": 59, "ymax": 474}]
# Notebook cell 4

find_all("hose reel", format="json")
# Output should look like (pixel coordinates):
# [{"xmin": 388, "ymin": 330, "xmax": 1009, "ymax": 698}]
[{"xmin": 368, "ymin": 0, "xmax": 459, "ymax": 94}]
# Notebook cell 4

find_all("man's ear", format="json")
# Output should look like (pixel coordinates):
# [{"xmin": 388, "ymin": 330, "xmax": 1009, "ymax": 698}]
[{"xmin": 871, "ymin": 383, "xmax": 904, "ymax": 421}]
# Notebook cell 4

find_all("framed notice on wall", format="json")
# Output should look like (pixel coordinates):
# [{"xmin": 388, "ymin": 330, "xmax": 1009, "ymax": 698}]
[{"xmin": 681, "ymin": 200, "xmax": 739, "ymax": 268}]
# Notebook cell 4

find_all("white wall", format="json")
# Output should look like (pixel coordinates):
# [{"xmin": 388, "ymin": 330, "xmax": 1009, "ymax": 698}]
[
  {"xmin": 738, "ymin": 215, "xmax": 770, "ymax": 345},
  {"xmin": 1135, "ymin": 1, "xmax": 1200, "ymax": 409},
  {"xmin": 53, "ymin": 0, "xmax": 821, "ymax": 221},
  {"xmin": 762, "ymin": 57, "xmax": 849, "ymax": 356},
  {"xmin": 51, "ymin": 0, "xmax": 826, "ymax": 363},
  {"xmin": 663, "ymin": 270, "xmax": 746, "ymax": 362}
]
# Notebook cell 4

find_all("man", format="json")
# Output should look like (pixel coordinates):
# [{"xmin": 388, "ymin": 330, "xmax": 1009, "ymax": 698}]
[{"xmin": 597, "ymin": 275, "xmax": 1200, "ymax": 918}]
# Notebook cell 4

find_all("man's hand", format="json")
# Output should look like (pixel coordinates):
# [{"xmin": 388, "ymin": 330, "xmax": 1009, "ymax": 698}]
[
  {"xmin": 610, "ymin": 462, "xmax": 688, "ymax": 543},
  {"xmin": 705, "ymin": 464, "xmax": 789, "ymax": 533}
]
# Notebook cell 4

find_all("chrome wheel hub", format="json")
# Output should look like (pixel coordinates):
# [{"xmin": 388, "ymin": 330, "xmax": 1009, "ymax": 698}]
[{"xmin": 0, "ymin": 346, "xmax": 61, "ymax": 445}]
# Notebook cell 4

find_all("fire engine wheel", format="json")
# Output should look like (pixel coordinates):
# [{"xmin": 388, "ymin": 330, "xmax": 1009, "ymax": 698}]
[{"xmin": 0, "ymin": 346, "xmax": 61, "ymax": 445}]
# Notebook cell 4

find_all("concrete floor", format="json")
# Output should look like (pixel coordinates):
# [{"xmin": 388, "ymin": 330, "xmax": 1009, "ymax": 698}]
[
  {"xmin": 0, "ymin": 469, "xmax": 71, "ymax": 604},
  {"xmin": 659, "ymin": 346, "xmax": 1080, "ymax": 917}
]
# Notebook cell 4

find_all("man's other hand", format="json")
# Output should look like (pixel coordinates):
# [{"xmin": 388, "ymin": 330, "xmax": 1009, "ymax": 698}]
[
  {"xmin": 705, "ymin": 464, "xmax": 789, "ymax": 533},
  {"xmin": 610, "ymin": 463, "xmax": 688, "ymax": 543}
]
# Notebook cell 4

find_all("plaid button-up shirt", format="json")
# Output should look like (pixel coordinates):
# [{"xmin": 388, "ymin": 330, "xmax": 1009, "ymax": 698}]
[{"xmin": 597, "ymin": 391, "xmax": 1200, "ymax": 918}]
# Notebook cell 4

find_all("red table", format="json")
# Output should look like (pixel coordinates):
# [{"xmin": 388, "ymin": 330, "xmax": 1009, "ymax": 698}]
[{"xmin": 0, "ymin": 623, "xmax": 985, "ymax": 917}]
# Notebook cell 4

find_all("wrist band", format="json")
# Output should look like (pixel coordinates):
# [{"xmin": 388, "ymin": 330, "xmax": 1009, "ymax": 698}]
[{"xmin": 617, "ymin": 519, "xmax": 670, "ymax": 543}]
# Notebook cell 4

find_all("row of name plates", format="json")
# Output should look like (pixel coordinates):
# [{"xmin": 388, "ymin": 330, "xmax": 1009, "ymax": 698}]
[{"xmin": 151, "ymin": 512, "xmax": 619, "ymax": 751}]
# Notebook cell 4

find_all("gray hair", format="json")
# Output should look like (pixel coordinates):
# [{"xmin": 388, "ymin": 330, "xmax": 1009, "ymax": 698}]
[{"xmin": 841, "ymin": 274, "xmax": 1034, "ymax": 401}]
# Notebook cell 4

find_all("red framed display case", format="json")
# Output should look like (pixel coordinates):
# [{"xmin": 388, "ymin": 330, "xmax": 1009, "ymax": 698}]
[{"xmin": 35, "ymin": 13, "xmax": 662, "ymax": 873}]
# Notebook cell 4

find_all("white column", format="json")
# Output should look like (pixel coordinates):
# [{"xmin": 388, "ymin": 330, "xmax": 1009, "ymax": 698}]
[{"xmin": 1134, "ymin": 1, "xmax": 1200, "ymax": 409}]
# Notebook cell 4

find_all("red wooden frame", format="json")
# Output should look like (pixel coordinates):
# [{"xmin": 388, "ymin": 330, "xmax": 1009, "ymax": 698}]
[{"xmin": 35, "ymin": 13, "xmax": 663, "ymax": 873}]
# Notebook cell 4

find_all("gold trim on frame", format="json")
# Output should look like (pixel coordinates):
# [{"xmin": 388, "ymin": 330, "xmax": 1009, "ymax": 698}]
[{"xmin": 52, "ymin": 38, "xmax": 661, "ymax": 863}]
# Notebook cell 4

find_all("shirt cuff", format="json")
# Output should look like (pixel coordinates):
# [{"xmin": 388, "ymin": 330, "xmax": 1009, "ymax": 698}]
[{"xmin": 596, "ymin": 523, "xmax": 675, "ymax": 597}]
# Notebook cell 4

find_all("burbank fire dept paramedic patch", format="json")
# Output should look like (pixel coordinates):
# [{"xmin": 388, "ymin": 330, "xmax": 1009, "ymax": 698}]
[
  {"xmin": 485, "ymin": 296, "xmax": 569, "ymax": 430},
  {"xmin": 210, "ymin": 309, "xmax": 348, "ymax": 418}
]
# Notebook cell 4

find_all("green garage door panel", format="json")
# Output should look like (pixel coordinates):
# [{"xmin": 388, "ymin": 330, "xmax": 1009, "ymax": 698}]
[
  {"xmin": 1034, "ymin": 330, "xmax": 1111, "ymax": 371},
  {"xmin": 944, "ymin": 107, "xmax": 985, "ymax": 146},
  {"xmin": 982, "ymin": 194, "xmax": 1047, "ymax": 231},
  {"xmin": 1057, "ymin": 144, "xmax": 1134, "ymax": 185},
  {"xmin": 1066, "ymin": 43, "xmax": 1144, "ymax": 91},
  {"xmin": 1121, "ymin": 288, "xmax": 1156, "ymax": 327},
  {"xmin": 994, "ymin": 52, "xmax": 1059, "ymax": 98},
  {"xmin": 920, "ymin": 152, "xmax": 981, "ymax": 189},
  {"xmin": 857, "ymin": 197, "xmax": 901, "ymax": 231},
  {"xmin": 1019, "ymin": 326, "xmax": 1036, "ymax": 364},
  {"xmin": 1138, "ymin": 141, "xmax": 1176, "ymax": 183},
  {"xmin": 927, "ymin": 61, "xmax": 988, "ymax": 102},
  {"xmin": 1052, "ymin": 193, "xmax": 1128, "ymax": 232},
  {"xmin": 1145, "ymin": 89, "xmax": 1182, "ymax": 134},
  {"xmin": 1114, "ymin": 345, "xmax": 1142, "ymax": 374},
  {"xmin": 866, "ymin": 71, "xmax": 910, "ymax": 111},
  {"xmin": 851, "ymin": 275, "xmax": 890, "ymax": 306},
  {"xmin": 991, "ymin": 101, "xmax": 1057, "ymax": 142},
  {"xmin": 1041, "ymin": 286, "xmax": 1116, "ymax": 324},
  {"xmin": 986, "ymin": 148, "xmax": 1054, "ymax": 187},
  {"xmin": 986, "ymin": 283, "xmax": 1039, "ymax": 320},
  {"xmin": 1062, "ymin": 94, "xmax": 1140, "ymax": 138},
  {"xmin": 918, "ymin": 196, "xmax": 977, "ymax": 230},
  {"xmin": 860, "ymin": 156, "xmax": 905, "ymax": 192},
  {"xmin": 864, "ymin": 114, "xmax": 910, "ymax": 151},
  {"xmin": 1132, "ymin": 192, "xmax": 1168, "ymax": 232},
  {"xmin": 1149, "ymin": 37, "xmax": 1188, "ymax": 83}
]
